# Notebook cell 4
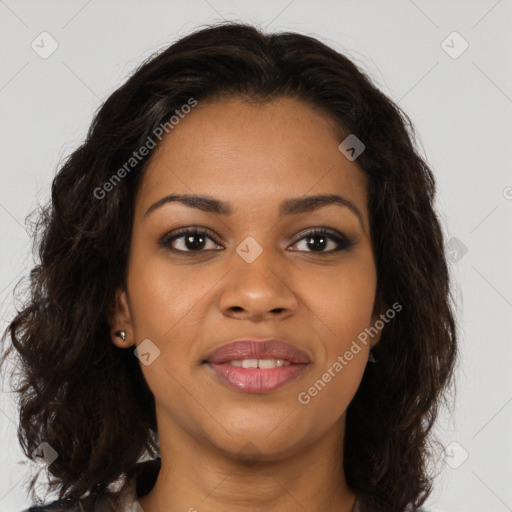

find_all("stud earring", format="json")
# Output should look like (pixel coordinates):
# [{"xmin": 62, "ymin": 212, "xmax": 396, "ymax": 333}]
[{"xmin": 114, "ymin": 330, "xmax": 127, "ymax": 341}]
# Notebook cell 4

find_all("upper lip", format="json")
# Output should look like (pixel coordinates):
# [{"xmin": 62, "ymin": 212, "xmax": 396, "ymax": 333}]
[{"xmin": 204, "ymin": 338, "xmax": 311, "ymax": 364}]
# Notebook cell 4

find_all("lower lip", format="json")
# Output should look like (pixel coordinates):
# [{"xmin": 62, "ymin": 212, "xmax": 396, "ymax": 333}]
[{"xmin": 206, "ymin": 362, "xmax": 309, "ymax": 394}]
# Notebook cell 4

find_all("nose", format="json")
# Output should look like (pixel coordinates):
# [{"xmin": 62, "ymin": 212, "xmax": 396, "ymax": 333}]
[{"xmin": 218, "ymin": 248, "xmax": 299, "ymax": 321}]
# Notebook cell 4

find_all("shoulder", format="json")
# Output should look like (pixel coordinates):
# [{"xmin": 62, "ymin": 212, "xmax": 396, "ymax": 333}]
[
  {"xmin": 20, "ymin": 490, "xmax": 119, "ymax": 512},
  {"xmin": 20, "ymin": 503, "xmax": 82, "ymax": 512},
  {"xmin": 354, "ymin": 499, "xmax": 429, "ymax": 512},
  {"xmin": 20, "ymin": 457, "xmax": 160, "ymax": 512},
  {"xmin": 405, "ymin": 505, "xmax": 428, "ymax": 512},
  {"xmin": 19, "ymin": 496, "xmax": 113, "ymax": 511}
]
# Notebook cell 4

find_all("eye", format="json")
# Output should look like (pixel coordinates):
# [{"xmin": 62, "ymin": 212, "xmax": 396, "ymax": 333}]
[
  {"xmin": 158, "ymin": 227, "xmax": 223, "ymax": 253},
  {"xmin": 159, "ymin": 226, "xmax": 354, "ymax": 255},
  {"xmin": 290, "ymin": 228, "xmax": 354, "ymax": 253}
]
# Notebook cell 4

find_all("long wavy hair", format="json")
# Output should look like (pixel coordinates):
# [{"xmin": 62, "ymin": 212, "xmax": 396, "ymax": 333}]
[{"xmin": 1, "ymin": 21, "xmax": 457, "ymax": 512}]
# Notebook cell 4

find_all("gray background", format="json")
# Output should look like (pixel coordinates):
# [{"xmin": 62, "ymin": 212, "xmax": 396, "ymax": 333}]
[{"xmin": 1, "ymin": 1, "xmax": 511, "ymax": 511}]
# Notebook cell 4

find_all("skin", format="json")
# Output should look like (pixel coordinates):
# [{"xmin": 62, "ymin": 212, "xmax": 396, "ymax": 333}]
[{"xmin": 111, "ymin": 96, "xmax": 383, "ymax": 512}]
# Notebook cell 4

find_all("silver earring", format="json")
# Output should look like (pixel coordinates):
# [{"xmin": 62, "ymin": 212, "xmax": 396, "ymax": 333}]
[
  {"xmin": 368, "ymin": 350, "xmax": 378, "ymax": 363},
  {"xmin": 115, "ymin": 330, "xmax": 127, "ymax": 341}
]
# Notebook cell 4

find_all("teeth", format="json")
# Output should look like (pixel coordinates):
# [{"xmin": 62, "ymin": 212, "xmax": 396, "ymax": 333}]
[
  {"xmin": 229, "ymin": 359, "xmax": 291, "ymax": 368},
  {"xmin": 258, "ymin": 358, "xmax": 278, "ymax": 369}
]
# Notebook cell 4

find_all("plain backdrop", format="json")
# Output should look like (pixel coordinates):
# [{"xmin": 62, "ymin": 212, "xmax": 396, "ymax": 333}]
[{"xmin": 1, "ymin": 1, "xmax": 511, "ymax": 511}]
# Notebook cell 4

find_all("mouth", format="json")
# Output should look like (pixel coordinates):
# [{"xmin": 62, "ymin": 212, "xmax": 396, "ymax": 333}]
[{"xmin": 202, "ymin": 339, "xmax": 311, "ymax": 394}]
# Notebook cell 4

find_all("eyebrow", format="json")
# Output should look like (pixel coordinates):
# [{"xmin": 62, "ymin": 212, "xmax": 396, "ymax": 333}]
[{"xmin": 144, "ymin": 193, "xmax": 365, "ymax": 231}]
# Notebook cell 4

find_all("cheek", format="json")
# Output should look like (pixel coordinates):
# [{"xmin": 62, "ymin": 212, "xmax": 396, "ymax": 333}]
[
  {"xmin": 329, "ymin": 278, "xmax": 376, "ymax": 347},
  {"xmin": 303, "ymin": 255, "xmax": 377, "ymax": 348},
  {"xmin": 126, "ymin": 247, "xmax": 211, "ymax": 340},
  {"xmin": 297, "ymin": 258, "xmax": 376, "ymax": 410},
  {"xmin": 298, "ymin": 306, "xmax": 372, "ymax": 424}
]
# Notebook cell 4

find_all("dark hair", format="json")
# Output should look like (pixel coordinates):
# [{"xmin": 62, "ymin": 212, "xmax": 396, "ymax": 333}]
[{"xmin": 1, "ymin": 21, "xmax": 457, "ymax": 512}]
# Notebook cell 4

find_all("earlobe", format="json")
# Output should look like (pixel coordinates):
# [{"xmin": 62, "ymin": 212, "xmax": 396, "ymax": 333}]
[
  {"xmin": 109, "ymin": 289, "xmax": 135, "ymax": 348},
  {"xmin": 114, "ymin": 330, "xmax": 127, "ymax": 342}
]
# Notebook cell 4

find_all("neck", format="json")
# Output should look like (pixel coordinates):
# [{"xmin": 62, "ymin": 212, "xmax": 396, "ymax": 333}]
[{"xmin": 138, "ymin": 410, "xmax": 356, "ymax": 512}]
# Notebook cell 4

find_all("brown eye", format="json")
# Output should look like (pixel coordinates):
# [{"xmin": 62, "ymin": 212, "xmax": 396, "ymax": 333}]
[
  {"xmin": 159, "ymin": 227, "xmax": 223, "ymax": 253},
  {"xmin": 291, "ymin": 228, "xmax": 354, "ymax": 253}
]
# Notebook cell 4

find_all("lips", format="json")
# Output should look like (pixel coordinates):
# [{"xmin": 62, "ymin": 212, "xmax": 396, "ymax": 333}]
[
  {"xmin": 204, "ymin": 339, "xmax": 311, "ymax": 365},
  {"xmin": 203, "ymin": 339, "xmax": 311, "ymax": 394}
]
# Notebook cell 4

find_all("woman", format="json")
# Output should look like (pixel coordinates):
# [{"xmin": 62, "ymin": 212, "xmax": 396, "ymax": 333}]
[{"xmin": 1, "ymin": 21, "xmax": 457, "ymax": 512}]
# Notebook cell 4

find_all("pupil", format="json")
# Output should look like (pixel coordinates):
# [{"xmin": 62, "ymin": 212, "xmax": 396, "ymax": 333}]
[
  {"xmin": 186, "ymin": 234, "xmax": 205, "ymax": 250},
  {"xmin": 308, "ymin": 235, "xmax": 326, "ymax": 251}
]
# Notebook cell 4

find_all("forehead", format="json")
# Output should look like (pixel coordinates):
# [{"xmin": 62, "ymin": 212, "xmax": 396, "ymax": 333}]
[{"xmin": 137, "ymin": 97, "xmax": 368, "ymax": 217}]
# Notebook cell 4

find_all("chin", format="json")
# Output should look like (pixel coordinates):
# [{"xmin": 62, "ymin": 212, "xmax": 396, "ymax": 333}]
[
  {"xmin": 220, "ymin": 439, "xmax": 302, "ymax": 464},
  {"xmin": 210, "ymin": 419, "xmax": 309, "ymax": 462}
]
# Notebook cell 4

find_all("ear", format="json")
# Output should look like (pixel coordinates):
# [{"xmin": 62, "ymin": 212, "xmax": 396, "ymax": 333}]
[{"xmin": 109, "ymin": 287, "xmax": 135, "ymax": 348}]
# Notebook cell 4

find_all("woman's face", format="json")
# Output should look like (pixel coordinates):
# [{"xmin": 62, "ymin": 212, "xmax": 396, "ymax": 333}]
[{"xmin": 113, "ymin": 96, "xmax": 381, "ymax": 460}]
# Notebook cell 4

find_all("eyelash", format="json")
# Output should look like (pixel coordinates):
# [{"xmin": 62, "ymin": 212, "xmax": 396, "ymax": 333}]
[{"xmin": 158, "ymin": 226, "xmax": 354, "ymax": 254}]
